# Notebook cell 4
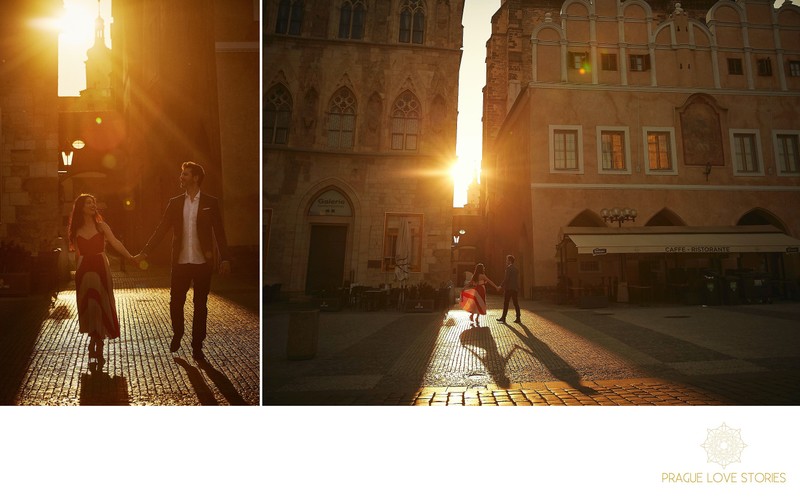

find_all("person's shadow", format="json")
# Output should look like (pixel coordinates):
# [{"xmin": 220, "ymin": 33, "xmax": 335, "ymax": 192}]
[
  {"xmin": 459, "ymin": 326, "xmax": 511, "ymax": 388},
  {"xmin": 79, "ymin": 367, "xmax": 130, "ymax": 405},
  {"xmin": 174, "ymin": 357, "xmax": 248, "ymax": 405},
  {"xmin": 506, "ymin": 322, "xmax": 597, "ymax": 396}
]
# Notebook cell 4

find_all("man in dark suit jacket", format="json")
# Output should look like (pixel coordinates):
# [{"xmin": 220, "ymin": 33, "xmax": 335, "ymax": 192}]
[
  {"xmin": 497, "ymin": 254, "xmax": 521, "ymax": 324},
  {"xmin": 136, "ymin": 161, "xmax": 231, "ymax": 361}
]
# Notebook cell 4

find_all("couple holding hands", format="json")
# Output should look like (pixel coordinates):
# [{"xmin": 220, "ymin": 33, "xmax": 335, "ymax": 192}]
[
  {"xmin": 68, "ymin": 161, "xmax": 230, "ymax": 367},
  {"xmin": 460, "ymin": 255, "xmax": 521, "ymax": 326}
]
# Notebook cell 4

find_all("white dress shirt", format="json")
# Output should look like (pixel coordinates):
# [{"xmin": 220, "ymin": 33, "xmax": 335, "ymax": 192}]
[{"xmin": 179, "ymin": 191, "xmax": 206, "ymax": 264}]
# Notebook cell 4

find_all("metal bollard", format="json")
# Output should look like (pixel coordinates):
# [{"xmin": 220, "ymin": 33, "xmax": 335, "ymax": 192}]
[{"xmin": 286, "ymin": 310, "xmax": 319, "ymax": 360}]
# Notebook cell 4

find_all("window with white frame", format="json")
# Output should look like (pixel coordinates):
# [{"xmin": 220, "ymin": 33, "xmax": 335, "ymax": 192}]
[
  {"xmin": 391, "ymin": 90, "xmax": 420, "ymax": 150},
  {"xmin": 383, "ymin": 213, "xmax": 423, "ymax": 272},
  {"xmin": 568, "ymin": 51, "xmax": 588, "ymax": 71},
  {"xmin": 643, "ymin": 127, "xmax": 677, "ymax": 174},
  {"xmin": 549, "ymin": 125, "xmax": 583, "ymax": 173},
  {"xmin": 730, "ymin": 130, "xmax": 763, "ymax": 176},
  {"xmin": 629, "ymin": 54, "xmax": 650, "ymax": 72},
  {"xmin": 773, "ymin": 131, "xmax": 800, "ymax": 176},
  {"xmin": 790, "ymin": 61, "xmax": 800, "ymax": 78},
  {"xmin": 327, "ymin": 87, "xmax": 356, "ymax": 148},
  {"xmin": 597, "ymin": 127, "xmax": 630, "ymax": 174}
]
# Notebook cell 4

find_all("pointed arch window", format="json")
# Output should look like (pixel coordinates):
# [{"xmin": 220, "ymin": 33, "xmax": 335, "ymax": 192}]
[
  {"xmin": 391, "ymin": 91, "xmax": 420, "ymax": 151},
  {"xmin": 266, "ymin": 84, "xmax": 292, "ymax": 145},
  {"xmin": 399, "ymin": 0, "xmax": 425, "ymax": 44},
  {"xmin": 339, "ymin": 0, "xmax": 366, "ymax": 40},
  {"xmin": 276, "ymin": 0, "xmax": 304, "ymax": 35},
  {"xmin": 328, "ymin": 87, "xmax": 357, "ymax": 149}
]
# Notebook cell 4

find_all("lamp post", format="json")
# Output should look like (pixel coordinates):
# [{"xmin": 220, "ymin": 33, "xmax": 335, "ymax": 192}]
[{"xmin": 600, "ymin": 207, "xmax": 637, "ymax": 227}]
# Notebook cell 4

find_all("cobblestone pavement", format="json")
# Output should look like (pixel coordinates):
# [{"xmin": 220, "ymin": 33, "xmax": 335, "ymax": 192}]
[
  {"xmin": 0, "ymin": 268, "xmax": 259, "ymax": 406},
  {"xmin": 264, "ymin": 295, "xmax": 800, "ymax": 406}
]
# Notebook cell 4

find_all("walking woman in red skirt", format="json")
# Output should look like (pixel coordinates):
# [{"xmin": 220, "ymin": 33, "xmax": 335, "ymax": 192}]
[{"xmin": 460, "ymin": 263, "xmax": 499, "ymax": 326}]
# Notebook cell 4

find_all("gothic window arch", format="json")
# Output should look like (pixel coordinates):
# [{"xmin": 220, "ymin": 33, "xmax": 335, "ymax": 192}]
[
  {"xmin": 391, "ymin": 90, "xmax": 420, "ymax": 151},
  {"xmin": 327, "ymin": 87, "xmax": 357, "ymax": 149},
  {"xmin": 338, "ymin": 0, "xmax": 366, "ymax": 40},
  {"xmin": 265, "ymin": 84, "xmax": 292, "ymax": 145},
  {"xmin": 399, "ymin": 0, "xmax": 425, "ymax": 44},
  {"xmin": 276, "ymin": 0, "xmax": 303, "ymax": 35}
]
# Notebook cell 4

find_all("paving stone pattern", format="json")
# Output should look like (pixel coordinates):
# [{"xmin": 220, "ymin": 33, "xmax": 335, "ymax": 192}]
[
  {"xmin": 1, "ymin": 269, "xmax": 259, "ymax": 406},
  {"xmin": 264, "ymin": 296, "xmax": 800, "ymax": 406}
]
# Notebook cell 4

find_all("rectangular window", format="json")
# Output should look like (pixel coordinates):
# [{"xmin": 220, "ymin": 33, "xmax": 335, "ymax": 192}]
[
  {"xmin": 629, "ymin": 54, "xmax": 650, "ymax": 72},
  {"xmin": 598, "ymin": 129, "xmax": 628, "ymax": 172},
  {"xmin": 643, "ymin": 128, "xmax": 676, "ymax": 174},
  {"xmin": 731, "ymin": 132, "xmax": 761, "ymax": 175},
  {"xmin": 757, "ymin": 58, "xmax": 772, "ymax": 76},
  {"xmin": 568, "ymin": 52, "xmax": 588, "ymax": 70},
  {"xmin": 728, "ymin": 58, "xmax": 743, "ymax": 75},
  {"xmin": 774, "ymin": 132, "xmax": 800, "ymax": 175},
  {"xmin": 383, "ymin": 213, "xmax": 423, "ymax": 273},
  {"xmin": 789, "ymin": 61, "xmax": 800, "ymax": 77},
  {"xmin": 553, "ymin": 129, "xmax": 579, "ymax": 171},
  {"xmin": 601, "ymin": 53, "xmax": 617, "ymax": 71}
]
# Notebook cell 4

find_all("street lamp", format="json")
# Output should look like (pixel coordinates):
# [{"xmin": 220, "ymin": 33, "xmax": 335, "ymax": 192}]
[
  {"xmin": 452, "ymin": 228, "xmax": 466, "ymax": 246},
  {"xmin": 59, "ymin": 149, "xmax": 73, "ymax": 174},
  {"xmin": 601, "ymin": 207, "xmax": 637, "ymax": 227}
]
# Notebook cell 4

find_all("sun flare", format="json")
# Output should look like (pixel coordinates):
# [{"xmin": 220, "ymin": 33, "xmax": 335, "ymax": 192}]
[
  {"xmin": 58, "ymin": 0, "xmax": 113, "ymax": 96},
  {"xmin": 450, "ymin": 156, "xmax": 479, "ymax": 207}
]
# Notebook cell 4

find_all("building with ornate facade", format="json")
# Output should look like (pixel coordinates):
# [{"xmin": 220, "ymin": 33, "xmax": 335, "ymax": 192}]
[
  {"xmin": 482, "ymin": 0, "xmax": 800, "ymax": 304},
  {"xmin": 264, "ymin": 0, "xmax": 464, "ymax": 298}
]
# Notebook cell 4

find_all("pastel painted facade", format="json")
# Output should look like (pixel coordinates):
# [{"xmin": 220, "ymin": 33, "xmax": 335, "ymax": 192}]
[
  {"xmin": 482, "ymin": 0, "xmax": 800, "ymax": 301},
  {"xmin": 265, "ymin": 0, "xmax": 464, "ymax": 297}
]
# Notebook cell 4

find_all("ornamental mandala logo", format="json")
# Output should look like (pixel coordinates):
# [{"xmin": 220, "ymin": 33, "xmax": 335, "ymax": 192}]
[{"xmin": 701, "ymin": 423, "xmax": 747, "ymax": 469}]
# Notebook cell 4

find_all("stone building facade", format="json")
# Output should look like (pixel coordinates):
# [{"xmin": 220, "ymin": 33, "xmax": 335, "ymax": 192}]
[
  {"xmin": 265, "ymin": 0, "xmax": 464, "ymax": 297},
  {"xmin": 482, "ymin": 0, "xmax": 800, "ymax": 302},
  {"xmin": 109, "ymin": 0, "xmax": 260, "ymax": 268},
  {"xmin": 0, "ymin": 1, "xmax": 61, "ymax": 254}
]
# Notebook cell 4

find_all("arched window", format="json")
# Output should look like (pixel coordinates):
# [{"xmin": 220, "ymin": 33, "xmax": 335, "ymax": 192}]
[
  {"xmin": 399, "ymin": 0, "xmax": 425, "ymax": 44},
  {"xmin": 265, "ymin": 84, "xmax": 292, "ymax": 145},
  {"xmin": 328, "ymin": 87, "xmax": 357, "ymax": 149},
  {"xmin": 275, "ymin": 0, "xmax": 304, "ymax": 35},
  {"xmin": 391, "ymin": 91, "xmax": 420, "ymax": 151},
  {"xmin": 338, "ymin": 0, "xmax": 366, "ymax": 40}
]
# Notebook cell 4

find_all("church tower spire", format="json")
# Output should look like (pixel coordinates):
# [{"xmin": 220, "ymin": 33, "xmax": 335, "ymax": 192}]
[{"xmin": 82, "ymin": 0, "xmax": 112, "ymax": 106}]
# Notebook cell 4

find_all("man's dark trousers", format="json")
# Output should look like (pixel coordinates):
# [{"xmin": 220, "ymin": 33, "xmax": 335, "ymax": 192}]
[
  {"xmin": 501, "ymin": 289, "xmax": 521, "ymax": 320},
  {"xmin": 170, "ymin": 263, "xmax": 213, "ymax": 350}
]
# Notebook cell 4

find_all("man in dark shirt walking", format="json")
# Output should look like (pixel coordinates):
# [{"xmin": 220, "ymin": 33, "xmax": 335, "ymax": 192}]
[{"xmin": 497, "ymin": 254, "xmax": 521, "ymax": 323}]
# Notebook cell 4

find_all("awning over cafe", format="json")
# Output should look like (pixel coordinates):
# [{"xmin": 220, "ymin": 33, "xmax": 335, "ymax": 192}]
[{"xmin": 560, "ymin": 225, "xmax": 800, "ymax": 256}]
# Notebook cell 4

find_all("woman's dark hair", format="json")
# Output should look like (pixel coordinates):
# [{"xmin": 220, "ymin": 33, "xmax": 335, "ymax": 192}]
[
  {"xmin": 67, "ymin": 194, "xmax": 102, "ymax": 251},
  {"xmin": 182, "ymin": 161, "xmax": 205, "ymax": 186},
  {"xmin": 471, "ymin": 263, "xmax": 485, "ymax": 281}
]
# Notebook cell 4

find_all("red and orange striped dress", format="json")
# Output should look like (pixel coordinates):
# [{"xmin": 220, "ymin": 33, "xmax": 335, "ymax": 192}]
[{"xmin": 75, "ymin": 232, "xmax": 120, "ymax": 339}]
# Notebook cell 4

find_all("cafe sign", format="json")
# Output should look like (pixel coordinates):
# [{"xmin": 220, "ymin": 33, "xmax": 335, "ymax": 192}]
[{"xmin": 309, "ymin": 189, "xmax": 352, "ymax": 216}]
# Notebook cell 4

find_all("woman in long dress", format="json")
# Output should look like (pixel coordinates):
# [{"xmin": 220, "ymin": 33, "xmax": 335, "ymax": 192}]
[
  {"xmin": 68, "ymin": 194, "xmax": 136, "ymax": 367},
  {"xmin": 460, "ymin": 263, "xmax": 499, "ymax": 326}
]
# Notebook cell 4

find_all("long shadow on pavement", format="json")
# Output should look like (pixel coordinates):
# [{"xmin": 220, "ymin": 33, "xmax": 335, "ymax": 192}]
[
  {"xmin": 460, "ymin": 326, "xmax": 511, "ymax": 388},
  {"xmin": 174, "ymin": 357, "xmax": 219, "ymax": 405},
  {"xmin": 197, "ymin": 359, "xmax": 248, "ymax": 405},
  {"xmin": 264, "ymin": 309, "xmax": 446, "ymax": 405},
  {"xmin": 505, "ymin": 322, "xmax": 598, "ymax": 396}
]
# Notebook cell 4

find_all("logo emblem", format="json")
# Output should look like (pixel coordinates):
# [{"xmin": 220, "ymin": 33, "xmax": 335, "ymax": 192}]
[{"xmin": 701, "ymin": 423, "xmax": 747, "ymax": 469}]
